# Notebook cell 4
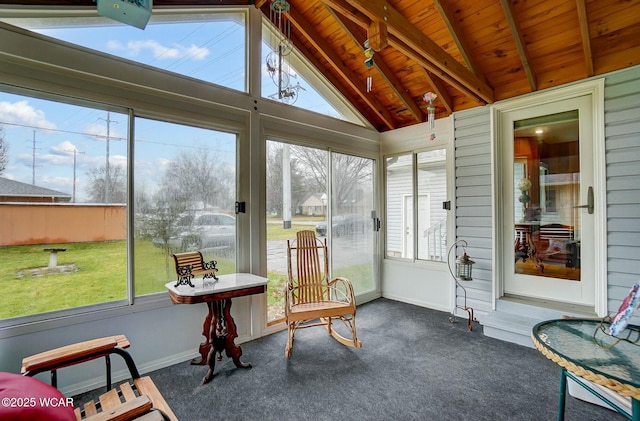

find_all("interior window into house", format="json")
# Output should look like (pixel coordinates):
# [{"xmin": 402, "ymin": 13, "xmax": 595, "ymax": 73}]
[
  {"xmin": 416, "ymin": 148, "xmax": 447, "ymax": 262},
  {"xmin": 133, "ymin": 118, "xmax": 237, "ymax": 296},
  {"xmin": 0, "ymin": 89, "xmax": 128, "ymax": 319},
  {"xmin": 385, "ymin": 153, "xmax": 414, "ymax": 259},
  {"xmin": 2, "ymin": 12, "xmax": 247, "ymax": 92}
]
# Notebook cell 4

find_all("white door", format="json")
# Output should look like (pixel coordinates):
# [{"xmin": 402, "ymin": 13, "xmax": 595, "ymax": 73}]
[
  {"xmin": 502, "ymin": 95, "xmax": 595, "ymax": 307},
  {"xmin": 403, "ymin": 195, "xmax": 413, "ymax": 258},
  {"xmin": 416, "ymin": 194, "xmax": 431, "ymax": 259}
]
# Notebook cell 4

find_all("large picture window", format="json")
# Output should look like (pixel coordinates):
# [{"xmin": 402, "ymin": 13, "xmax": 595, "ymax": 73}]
[
  {"xmin": 3, "ymin": 12, "xmax": 247, "ymax": 92},
  {"xmin": 0, "ymin": 90, "xmax": 128, "ymax": 319},
  {"xmin": 0, "ymin": 89, "xmax": 239, "ymax": 322},
  {"xmin": 133, "ymin": 118, "xmax": 237, "ymax": 296}
]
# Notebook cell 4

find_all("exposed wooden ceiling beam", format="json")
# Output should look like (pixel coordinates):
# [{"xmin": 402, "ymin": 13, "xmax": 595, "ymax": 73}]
[
  {"xmin": 420, "ymin": 68, "xmax": 453, "ymax": 116},
  {"xmin": 287, "ymin": 5, "xmax": 397, "ymax": 130},
  {"xmin": 432, "ymin": 0, "xmax": 481, "ymax": 77},
  {"xmin": 321, "ymin": 0, "xmax": 454, "ymax": 116},
  {"xmin": 318, "ymin": 0, "xmax": 369, "ymax": 28},
  {"xmin": 329, "ymin": 8, "xmax": 424, "ymax": 123},
  {"xmin": 322, "ymin": 0, "xmax": 494, "ymax": 104},
  {"xmin": 499, "ymin": 0, "xmax": 536, "ymax": 91},
  {"xmin": 287, "ymin": 31, "xmax": 379, "ymax": 128},
  {"xmin": 576, "ymin": 0, "xmax": 594, "ymax": 77},
  {"xmin": 367, "ymin": 20, "xmax": 388, "ymax": 51}
]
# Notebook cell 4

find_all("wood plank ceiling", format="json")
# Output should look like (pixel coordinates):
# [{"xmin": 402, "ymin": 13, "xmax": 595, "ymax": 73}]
[{"xmin": 2, "ymin": 0, "xmax": 640, "ymax": 132}]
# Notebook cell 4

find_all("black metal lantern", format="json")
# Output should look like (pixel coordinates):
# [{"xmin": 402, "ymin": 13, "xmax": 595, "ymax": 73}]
[
  {"xmin": 447, "ymin": 239, "xmax": 477, "ymax": 330},
  {"xmin": 456, "ymin": 251, "xmax": 475, "ymax": 281}
]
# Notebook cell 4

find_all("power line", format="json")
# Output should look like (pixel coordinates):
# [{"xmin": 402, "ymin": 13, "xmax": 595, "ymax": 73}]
[
  {"xmin": 0, "ymin": 120, "xmax": 127, "ymax": 141},
  {"xmin": 2, "ymin": 120, "xmax": 236, "ymax": 153}
]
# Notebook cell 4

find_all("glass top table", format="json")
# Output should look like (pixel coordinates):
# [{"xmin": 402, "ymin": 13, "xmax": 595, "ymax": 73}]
[{"xmin": 532, "ymin": 319, "xmax": 640, "ymax": 421}]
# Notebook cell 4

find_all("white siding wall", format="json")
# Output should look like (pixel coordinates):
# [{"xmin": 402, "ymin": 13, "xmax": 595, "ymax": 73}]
[
  {"xmin": 451, "ymin": 65, "xmax": 640, "ymax": 321},
  {"xmin": 385, "ymin": 160, "xmax": 412, "ymax": 256},
  {"xmin": 418, "ymin": 166, "xmax": 447, "ymax": 261},
  {"xmin": 604, "ymin": 66, "xmax": 640, "ymax": 320},
  {"xmin": 453, "ymin": 107, "xmax": 494, "ymax": 316}
]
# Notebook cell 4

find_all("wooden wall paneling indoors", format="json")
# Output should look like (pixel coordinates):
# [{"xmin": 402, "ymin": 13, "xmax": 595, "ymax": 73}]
[{"xmin": 0, "ymin": 0, "xmax": 638, "ymax": 132}]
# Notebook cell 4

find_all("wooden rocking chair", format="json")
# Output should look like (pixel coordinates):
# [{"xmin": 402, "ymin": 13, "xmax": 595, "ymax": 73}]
[{"xmin": 285, "ymin": 230, "xmax": 362, "ymax": 358}]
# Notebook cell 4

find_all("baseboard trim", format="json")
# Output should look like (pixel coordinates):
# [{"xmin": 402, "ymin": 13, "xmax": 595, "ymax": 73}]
[
  {"xmin": 59, "ymin": 349, "xmax": 199, "ymax": 397},
  {"xmin": 381, "ymin": 293, "xmax": 451, "ymax": 313}
]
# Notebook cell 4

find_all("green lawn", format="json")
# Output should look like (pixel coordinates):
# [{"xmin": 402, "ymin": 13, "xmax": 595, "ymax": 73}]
[
  {"xmin": 0, "ymin": 241, "xmax": 128, "ymax": 319},
  {"xmin": 0, "ymin": 219, "xmax": 370, "ymax": 321},
  {"xmin": 0, "ymin": 240, "xmax": 240, "ymax": 319}
]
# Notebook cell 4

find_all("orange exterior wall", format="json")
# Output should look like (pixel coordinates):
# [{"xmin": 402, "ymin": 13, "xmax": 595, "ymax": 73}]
[{"xmin": 0, "ymin": 203, "xmax": 126, "ymax": 246}]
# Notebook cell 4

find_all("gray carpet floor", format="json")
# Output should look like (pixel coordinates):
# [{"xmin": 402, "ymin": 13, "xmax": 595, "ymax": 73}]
[{"xmin": 141, "ymin": 298, "xmax": 625, "ymax": 421}]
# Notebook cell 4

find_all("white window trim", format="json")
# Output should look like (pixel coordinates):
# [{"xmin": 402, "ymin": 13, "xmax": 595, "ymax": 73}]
[{"xmin": 381, "ymin": 117, "xmax": 453, "ymax": 266}]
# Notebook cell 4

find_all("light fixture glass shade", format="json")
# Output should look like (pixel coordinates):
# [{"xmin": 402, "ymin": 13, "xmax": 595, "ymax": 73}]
[
  {"xmin": 96, "ymin": 0, "xmax": 152, "ymax": 30},
  {"xmin": 516, "ymin": 178, "xmax": 532, "ymax": 192},
  {"xmin": 456, "ymin": 252, "xmax": 475, "ymax": 281}
]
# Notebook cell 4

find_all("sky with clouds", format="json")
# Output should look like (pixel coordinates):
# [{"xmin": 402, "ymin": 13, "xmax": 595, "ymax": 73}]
[{"xmin": 0, "ymin": 14, "xmax": 343, "ymax": 203}]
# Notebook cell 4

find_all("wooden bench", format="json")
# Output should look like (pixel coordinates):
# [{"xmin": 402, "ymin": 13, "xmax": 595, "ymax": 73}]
[
  {"xmin": 22, "ymin": 335, "xmax": 178, "ymax": 421},
  {"xmin": 172, "ymin": 251, "xmax": 218, "ymax": 287}
]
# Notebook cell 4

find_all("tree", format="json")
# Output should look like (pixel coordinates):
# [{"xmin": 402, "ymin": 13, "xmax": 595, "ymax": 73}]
[
  {"xmin": 160, "ymin": 148, "xmax": 235, "ymax": 212},
  {"xmin": 0, "ymin": 127, "xmax": 8, "ymax": 175},
  {"xmin": 86, "ymin": 164, "xmax": 127, "ymax": 203},
  {"xmin": 147, "ymin": 148, "xmax": 236, "ymax": 253},
  {"xmin": 147, "ymin": 187, "xmax": 190, "ymax": 255},
  {"xmin": 290, "ymin": 147, "xmax": 372, "ymax": 212}
]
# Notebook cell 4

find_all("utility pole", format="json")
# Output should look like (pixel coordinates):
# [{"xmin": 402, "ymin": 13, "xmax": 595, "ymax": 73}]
[
  {"xmin": 67, "ymin": 147, "xmax": 85, "ymax": 203},
  {"xmin": 31, "ymin": 131, "xmax": 36, "ymax": 184},
  {"xmin": 282, "ymin": 143, "xmax": 291, "ymax": 229},
  {"xmin": 27, "ymin": 130, "xmax": 40, "ymax": 185},
  {"xmin": 98, "ymin": 112, "xmax": 118, "ymax": 203}
]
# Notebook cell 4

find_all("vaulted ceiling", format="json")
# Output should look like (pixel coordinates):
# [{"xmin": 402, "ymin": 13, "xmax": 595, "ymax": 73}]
[{"xmin": 4, "ymin": 0, "xmax": 640, "ymax": 132}]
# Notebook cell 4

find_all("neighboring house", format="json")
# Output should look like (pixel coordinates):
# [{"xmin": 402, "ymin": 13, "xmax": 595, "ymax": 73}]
[
  {"xmin": 385, "ymin": 152, "xmax": 448, "ymax": 261},
  {"xmin": 297, "ymin": 193, "xmax": 325, "ymax": 216},
  {"xmin": 0, "ymin": 177, "xmax": 71, "ymax": 203}
]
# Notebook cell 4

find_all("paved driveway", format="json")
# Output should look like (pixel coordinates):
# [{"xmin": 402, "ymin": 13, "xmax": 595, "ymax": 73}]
[{"xmin": 266, "ymin": 233, "xmax": 374, "ymax": 275}]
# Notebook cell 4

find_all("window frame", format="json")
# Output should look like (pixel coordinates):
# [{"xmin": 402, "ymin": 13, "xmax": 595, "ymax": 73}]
[
  {"xmin": 382, "ymin": 123, "xmax": 453, "ymax": 266},
  {"xmin": 0, "ymin": 7, "xmax": 380, "ymax": 338},
  {"xmin": 0, "ymin": 85, "xmax": 246, "ymax": 337}
]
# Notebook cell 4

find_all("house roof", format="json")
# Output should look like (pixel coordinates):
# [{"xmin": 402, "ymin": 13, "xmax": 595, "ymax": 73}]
[
  {"xmin": 4, "ymin": 0, "xmax": 639, "ymax": 132},
  {"xmin": 0, "ymin": 176, "xmax": 71, "ymax": 200},
  {"xmin": 299, "ymin": 193, "xmax": 325, "ymax": 207}
]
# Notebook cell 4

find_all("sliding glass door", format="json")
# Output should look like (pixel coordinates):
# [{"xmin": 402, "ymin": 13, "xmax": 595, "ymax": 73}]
[
  {"xmin": 265, "ymin": 141, "xmax": 377, "ymax": 324},
  {"xmin": 330, "ymin": 152, "xmax": 376, "ymax": 294}
]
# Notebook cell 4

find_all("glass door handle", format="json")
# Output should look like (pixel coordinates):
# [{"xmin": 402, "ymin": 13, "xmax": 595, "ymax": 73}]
[{"xmin": 573, "ymin": 186, "xmax": 594, "ymax": 214}]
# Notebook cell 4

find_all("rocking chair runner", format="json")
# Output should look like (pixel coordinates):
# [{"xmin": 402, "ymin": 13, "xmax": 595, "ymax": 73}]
[{"xmin": 285, "ymin": 230, "xmax": 362, "ymax": 358}]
